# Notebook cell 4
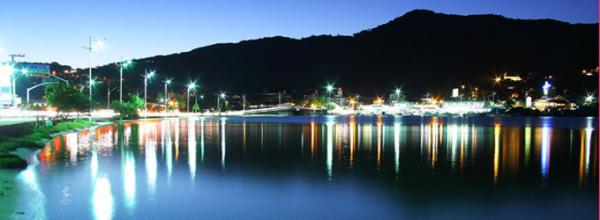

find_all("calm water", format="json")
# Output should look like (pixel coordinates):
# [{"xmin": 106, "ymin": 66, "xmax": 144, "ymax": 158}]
[{"xmin": 12, "ymin": 116, "xmax": 600, "ymax": 219}]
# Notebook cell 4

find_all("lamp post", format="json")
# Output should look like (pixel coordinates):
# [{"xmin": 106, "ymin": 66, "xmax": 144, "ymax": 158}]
[
  {"xmin": 326, "ymin": 84, "xmax": 334, "ymax": 99},
  {"xmin": 83, "ymin": 37, "xmax": 105, "ymax": 119},
  {"xmin": 107, "ymin": 86, "xmax": 116, "ymax": 109},
  {"xmin": 217, "ymin": 92, "xmax": 226, "ymax": 113},
  {"xmin": 144, "ymin": 70, "xmax": 155, "ymax": 116},
  {"xmin": 187, "ymin": 82, "xmax": 196, "ymax": 112},
  {"xmin": 119, "ymin": 59, "xmax": 132, "ymax": 102},
  {"xmin": 395, "ymin": 88, "xmax": 402, "ymax": 103},
  {"xmin": 164, "ymin": 78, "xmax": 172, "ymax": 112},
  {"xmin": 9, "ymin": 54, "xmax": 24, "ymax": 108}
]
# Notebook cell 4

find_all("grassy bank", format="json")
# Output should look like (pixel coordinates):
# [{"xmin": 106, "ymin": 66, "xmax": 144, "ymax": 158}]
[{"xmin": 0, "ymin": 120, "xmax": 96, "ymax": 169}]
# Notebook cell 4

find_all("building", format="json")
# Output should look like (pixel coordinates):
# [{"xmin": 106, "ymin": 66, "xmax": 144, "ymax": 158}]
[{"xmin": 533, "ymin": 96, "xmax": 576, "ymax": 111}]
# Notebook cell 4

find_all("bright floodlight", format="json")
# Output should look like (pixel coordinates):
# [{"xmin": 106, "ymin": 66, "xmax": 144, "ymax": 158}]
[
  {"xmin": 326, "ymin": 84, "xmax": 334, "ymax": 92},
  {"xmin": 395, "ymin": 88, "xmax": 401, "ymax": 95},
  {"xmin": 124, "ymin": 60, "xmax": 133, "ymax": 67},
  {"xmin": 166, "ymin": 79, "xmax": 172, "ymax": 84},
  {"xmin": 92, "ymin": 39, "xmax": 106, "ymax": 50},
  {"xmin": 188, "ymin": 82, "xmax": 196, "ymax": 89},
  {"xmin": 147, "ymin": 70, "xmax": 155, "ymax": 78},
  {"xmin": 220, "ymin": 92, "xmax": 226, "ymax": 98},
  {"xmin": 20, "ymin": 68, "xmax": 29, "ymax": 75},
  {"xmin": 585, "ymin": 94, "xmax": 594, "ymax": 102},
  {"xmin": 542, "ymin": 81, "xmax": 551, "ymax": 96}
]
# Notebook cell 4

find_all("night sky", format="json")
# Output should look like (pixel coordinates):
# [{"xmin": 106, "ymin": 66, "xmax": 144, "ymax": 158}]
[{"xmin": 0, "ymin": 0, "xmax": 597, "ymax": 67}]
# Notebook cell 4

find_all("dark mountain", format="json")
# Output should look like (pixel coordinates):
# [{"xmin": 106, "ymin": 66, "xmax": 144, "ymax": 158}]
[{"xmin": 94, "ymin": 9, "xmax": 598, "ymax": 99}]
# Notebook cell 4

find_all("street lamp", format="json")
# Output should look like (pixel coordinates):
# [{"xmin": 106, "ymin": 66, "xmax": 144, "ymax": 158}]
[
  {"xmin": 83, "ymin": 37, "xmax": 106, "ymax": 118},
  {"xmin": 144, "ymin": 70, "xmax": 155, "ymax": 116},
  {"xmin": 325, "ymin": 84, "xmax": 334, "ymax": 99},
  {"xmin": 187, "ymin": 82, "xmax": 197, "ymax": 112},
  {"xmin": 395, "ymin": 88, "xmax": 402, "ymax": 103},
  {"xmin": 217, "ymin": 92, "xmax": 226, "ymax": 113},
  {"xmin": 119, "ymin": 59, "xmax": 133, "ymax": 102},
  {"xmin": 164, "ymin": 78, "xmax": 172, "ymax": 113}
]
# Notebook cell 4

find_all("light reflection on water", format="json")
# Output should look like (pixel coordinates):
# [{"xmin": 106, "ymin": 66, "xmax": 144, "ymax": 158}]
[{"xmin": 18, "ymin": 116, "xmax": 600, "ymax": 219}]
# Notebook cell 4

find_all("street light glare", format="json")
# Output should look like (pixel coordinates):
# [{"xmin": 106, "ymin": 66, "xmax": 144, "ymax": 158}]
[
  {"xmin": 147, "ymin": 70, "xmax": 155, "ymax": 78},
  {"xmin": 585, "ymin": 94, "xmax": 594, "ymax": 102},
  {"xmin": 220, "ymin": 92, "xmax": 226, "ymax": 98},
  {"xmin": 92, "ymin": 39, "xmax": 106, "ymax": 50},
  {"xmin": 326, "ymin": 84, "xmax": 334, "ymax": 92},
  {"xmin": 188, "ymin": 82, "xmax": 196, "ymax": 89}
]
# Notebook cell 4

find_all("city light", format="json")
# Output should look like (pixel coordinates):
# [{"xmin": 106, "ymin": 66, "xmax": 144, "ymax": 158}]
[
  {"xmin": 542, "ymin": 81, "xmax": 551, "ymax": 96},
  {"xmin": 326, "ymin": 84, "xmax": 334, "ymax": 92},
  {"xmin": 187, "ymin": 82, "xmax": 196, "ymax": 89},
  {"xmin": 92, "ymin": 39, "xmax": 107, "ymax": 50},
  {"xmin": 146, "ymin": 70, "xmax": 155, "ymax": 79},
  {"xmin": 220, "ymin": 92, "xmax": 226, "ymax": 98},
  {"xmin": 187, "ymin": 81, "xmax": 197, "ymax": 112},
  {"xmin": 494, "ymin": 76, "xmax": 502, "ymax": 83},
  {"xmin": 585, "ymin": 94, "xmax": 594, "ymax": 103}
]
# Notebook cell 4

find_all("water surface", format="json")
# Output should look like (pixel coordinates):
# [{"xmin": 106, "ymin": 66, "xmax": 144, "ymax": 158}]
[{"xmin": 10, "ymin": 116, "xmax": 600, "ymax": 219}]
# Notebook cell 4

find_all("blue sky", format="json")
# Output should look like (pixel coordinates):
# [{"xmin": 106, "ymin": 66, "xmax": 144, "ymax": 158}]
[{"xmin": 0, "ymin": 0, "xmax": 597, "ymax": 67}]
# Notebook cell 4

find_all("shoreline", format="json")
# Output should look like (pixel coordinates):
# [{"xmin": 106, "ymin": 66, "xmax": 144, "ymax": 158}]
[{"xmin": 0, "ymin": 120, "xmax": 111, "ymax": 169}]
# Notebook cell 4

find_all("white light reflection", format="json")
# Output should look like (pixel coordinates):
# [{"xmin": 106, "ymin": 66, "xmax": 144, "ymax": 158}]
[
  {"xmin": 188, "ymin": 118, "xmax": 197, "ymax": 181},
  {"xmin": 17, "ymin": 159, "xmax": 46, "ymax": 219},
  {"xmin": 93, "ymin": 176, "xmax": 114, "ymax": 220},
  {"xmin": 394, "ymin": 121, "xmax": 401, "ymax": 174},
  {"xmin": 145, "ymin": 139, "xmax": 157, "ymax": 194},
  {"xmin": 449, "ymin": 124, "xmax": 459, "ymax": 170},
  {"xmin": 326, "ymin": 121, "xmax": 334, "ymax": 180},
  {"xmin": 90, "ymin": 150, "xmax": 98, "ymax": 180},
  {"xmin": 66, "ymin": 133, "xmax": 78, "ymax": 164},
  {"xmin": 541, "ymin": 126, "xmax": 551, "ymax": 179},
  {"xmin": 200, "ymin": 118, "xmax": 205, "ymax": 164},
  {"xmin": 165, "ymin": 121, "xmax": 173, "ymax": 181},
  {"xmin": 123, "ymin": 152, "xmax": 136, "ymax": 209},
  {"xmin": 221, "ymin": 118, "xmax": 227, "ymax": 169}
]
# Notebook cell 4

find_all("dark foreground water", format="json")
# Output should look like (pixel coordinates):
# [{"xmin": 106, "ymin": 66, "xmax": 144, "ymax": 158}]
[{"xmin": 10, "ymin": 116, "xmax": 600, "ymax": 219}]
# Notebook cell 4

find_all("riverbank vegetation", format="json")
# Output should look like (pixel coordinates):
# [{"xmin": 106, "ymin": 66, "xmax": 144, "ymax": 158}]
[{"xmin": 0, "ymin": 120, "xmax": 95, "ymax": 169}]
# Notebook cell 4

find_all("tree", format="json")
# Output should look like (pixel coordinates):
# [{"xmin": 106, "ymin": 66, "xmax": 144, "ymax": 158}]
[
  {"xmin": 45, "ymin": 83, "xmax": 90, "ymax": 120},
  {"xmin": 192, "ymin": 103, "xmax": 200, "ymax": 112},
  {"xmin": 111, "ymin": 94, "xmax": 145, "ymax": 119}
]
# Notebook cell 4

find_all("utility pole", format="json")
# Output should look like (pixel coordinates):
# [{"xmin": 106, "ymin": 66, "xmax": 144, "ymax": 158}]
[
  {"xmin": 9, "ymin": 54, "xmax": 25, "ymax": 108},
  {"xmin": 107, "ymin": 85, "xmax": 116, "ymax": 109},
  {"xmin": 278, "ymin": 92, "xmax": 282, "ymax": 105},
  {"xmin": 242, "ymin": 94, "xmax": 246, "ymax": 111}
]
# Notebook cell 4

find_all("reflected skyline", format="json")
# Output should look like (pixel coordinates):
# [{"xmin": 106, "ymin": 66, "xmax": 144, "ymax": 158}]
[{"xmin": 30, "ymin": 116, "xmax": 599, "ymax": 219}]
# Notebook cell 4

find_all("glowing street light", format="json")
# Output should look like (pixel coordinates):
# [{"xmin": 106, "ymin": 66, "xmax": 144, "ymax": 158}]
[
  {"xmin": 163, "ymin": 78, "xmax": 172, "ymax": 113},
  {"xmin": 585, "ymin": 94, "xmax": 594, "ymax": 103},
  {"xmin": 494, "ymin": 76, "xmax": 502, "ymax": 84},
  {"xmin": 119, "ymin": 59, "xmax": 133, "ymax": 102},
  {"xmin": 395, "ymin": 88, "xmax": 402, "ymax": 103},
  {"xmin": 83, "ymin": 37, "xmax": 106, "ymax": 117},
  {"xmin": 325, "ymin": 84, "xmax": 334, "ymax": 99},
  {"xmin": 187, "ymin": 82, "xmax": 197, "ymax": 112},
  {"xmin": 217, "ymin": 92, "xmax": 226, "ymax": 113},
  {"xmin": 542, "ymin": 81, "xmax": 551, "ymax": 96},
  {"xmin": 143, "ymin": 70, "xmax": 155, "ymax": 116}
]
